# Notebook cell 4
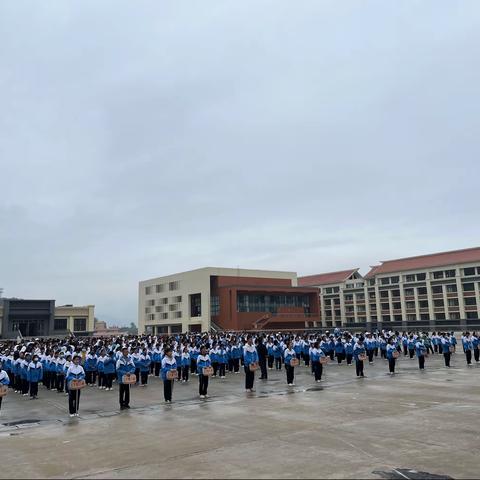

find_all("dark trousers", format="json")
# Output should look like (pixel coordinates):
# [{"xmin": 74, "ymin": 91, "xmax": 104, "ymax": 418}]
[
  {"xmin": 212, "ymin": 362, "xmax": 219, "ymax": 376},
  {"xmin": 57, "ymin": 375, "xmax": 65, "ymax": 393},
  {"xmin": 403, "ymin": 345, "xmax": 408, "ymax": 356},
  {"xmin": 119, "ymin": 383, "xmax": 130, "ymax": 407},
  {"xmin": 418, "ymin": 355, "xmax": 425, "ymax": 369},
  {"xmin": 68, "ymin": 389, "xmax": 81, "ymax": 414},
  {"xmin": 274, "ymin": 357, "xmax": 282, "ymax": 370},
  {"xmin": 313, "ymin": 361, "xmax": 323, "ymax": 381},
  {"xmin": 9, "ymin": 372, "xmax": 15, "ymax": 389},
  {"xmin": 465, "ymin": 350, "xmax": 472, "ymax": 365},
  {"xmin": 368, "ymin": 350, "xmax": 374, "ymax": 363},
  {"xmin": 233, "ymin": 358, "xmax": 240, "ymax": 372},
  {"xmin": 337, "ymin": 352, "xmax": 344, "ymax": 364},
  {"xmin": 259, "ymin": 358, "xmax": 267, "ymax": 379},
  {"xmin": 85, "ymin": 371, "xmax": 97, "ymax": 385},
  {"xmin": 29, "ymin": 381, "xmax": 39, "ymax": 397},
  {"xmin": 267, "ymin": 355, "xmax": 274, "ymax": 369},
  {"xmin": 134, "ymin": 368, "xmax": 140, "ymax": 384},
  {"xmin": 199, "ymin": 374, "xmax": 208, "ymax": 396},
  {"xmin": 329, "ymin": 352, "xmax": 334, "ymax": 361},
  {"xmin": 285, "ymin": 365, "xmax": 294, "ymax": 384},
  {"xmin": 244, "ymin": 366, "xmax": 255, "ymax": 390},
  {"xmin": 356, "ymin": 360, "xmax": 364, "ymax": 377},
  {"xmin": 155, "ymin": 362, "xmax": 161, "ymax": 377},
  {"xmin": 191, "ymin": 359, "xmax": 197, "ymax": 374},
  {"xmin": 409, "ymin": 349, "xmax": 415, "ymax": 359},
  {"xmin": 444, "ymin": 352, "xmax": 451, "ymax": 367},
  {"xmin": 105, "ymin": 373, "xmax": 114, "ymax": 389},
  {"xmin": 346, "ymin": 353, "xmax": 353, "ymax": 365},
  {"xmin": 150, "ymin": 361, "xmax": 155, "ymax": 374},
  {"xmin": 182, "ymin": 366, "xmax": 189, "ymax": 381},
  {"xmin": 218, "ymin": 363, "xmax": 226, "ymax": 377},
  {"xmin": 388, "ymin": 358, "xmax": 396, "ymax": 373},
  {"xmin": 228, "ymin": 359, "xmax": 234, "ymax": 372},
  {"xmin": 304, "ymin": 353, "xmax": 310, "ymax": 366},
  {"xmin": 163, "ymin": 379, "xmax": 173, "ymax": 401},
  {"xmin": 475, "ymin": 348, "xmax": 480, "ymax": 362},
  {"xmin": 141, "ymin": 371, "xmax": 148, "ymax": 385},
  {"xmin": 43, "ymin": 371, "xmax": 50, "ymax": 389},
  {"xmin": 98, "ymin": 372, "xmax": 105, "ymax": 387},
  {"xmin": 22, "ymin": 378, "xmax": 29, "ymax": 394}
]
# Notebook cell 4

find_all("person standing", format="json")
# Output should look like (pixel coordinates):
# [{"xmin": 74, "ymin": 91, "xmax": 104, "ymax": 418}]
[
  {"xmin": 462, "ymin": 333, "xmax": 473, "ymax": 366},
  {"xmin": 284, "ymin": 341, "xmax": 297, "ymax": 386},
  {"xmin": 310, "ymin": 342, "xmax": 325, "ymax": 382},
  {"xmin": 27, "ymin": 355, "xmax": 43, "ymax": 399},
  {"xmin": 256, "ymin": 337, "xmax": 268, "ymax": 380},
  {"xmin": 66, "ymin": 355, "xmax": 85, "ymax": 417},
  {"xmin": 415, "ymin": 338, "xmax": 427, "ymax": 370},
  {"xmin": 116, "ymin": 347, "xmax": 136, "ymax": 410},
  {"xmin": 386, "ymin": 338, "xmax": 397, "ymax": 375},
  {"xmin": 161, "ymin": 347, "xmax": 177, "ymax": 403},
  {"xmin": 0, "ymin": 362, "xmax": 10, "ymax": 413},
  {"xmin": 196, "ymin": 346, "xmax": 211, "ymax": 399},
  {"xmin": 243, "ymin": 336, "xmax": 259, "ymax": 393},
  {"xmin": 353, "ymin": 338, "xmax": 366, "ymax": 378},
  {"xmin": 440, "ymin": 333, "xmax": 452, "ymax": 368}
]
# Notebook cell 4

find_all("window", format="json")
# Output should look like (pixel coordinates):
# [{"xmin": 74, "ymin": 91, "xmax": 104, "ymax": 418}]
[
  {"xmin": 369, "ymin": 279, "xmax": 375, "ymax": 286},
  {"xmin": 390, "ymin": 276, "xmax": 399, "ymax": 284},
  {"xmin": 404, "ymin": 288, "xmax": 414, "ymax": 296},
  {"xmin": 169, "ymin": 304, "xmax": 177, "ymax": 311},
  {"xmin": 335, "ymin": 309, "xmax": 341, "ymax": 316},
  {"xmin": 370, "ymin": 304, "xmax": 377, "ymax": 311},
  {"xmin": 173, "ymin": 295, "xmax": 182, "ymax": 303},
  {"xmin": 169, "ymin": 281, "xmax": 180, "ymax": 291},
  {"xmin": 432, "ymin": 285, "xmax": 443, "ymax": 294},
  {"xmin": 333, "ymin": 298, "xmax": 340, "ymax": 305},
  {"xmin": 420, "ymin": 313, "xmax": 430, "ymax": 320},
  {"xmin": 445, "ymin": 269, "xmax": 456, "ymax": 278},
  {"xmin": 171, "ymin": 324, "xmax": 182, "ymax": 333},
  {"xmin": 145, "ymin": 286, "xmax": 152, "ymax": 295},
  {"xmin": 155, "ymin": 284, "xmax": 164, "ymax": 293},
  {"xmin": 465, "ymin": 297, "xmax": 477, "ymax": 306},
  {"xmin": 477, "ymin": 267, "xmax": 480, "ymax": 275},
  {"xmin": 145, "ymin": 307, "xmax": 151, "ymax": 314},
  {"xmin": 419, "ymin": 300, "xmax": 429, "ymax": 308},
  {"xmin": 463, "ymin": 283, "xmax": 475, "ymax": 292},
  {"xmin": 162, "ymin": 297, "xmax": 169, "ymax": 304},
  {"xmin": 382, "ymin": 315, "xmax": 391, "ymax": 322},
  {"xmin": 391, "ymin": 290, "xmax": 400, "ymax": 297},
  {"xmin": 210, "ymin": 295, "xmax": 219, "ymax": 316},
  {"xmin": 155, "ymin": 306, "xmax": 163, "ymax": 313},
  {"xmin": 147, "ymin": 314, "xmax": 155, "ymax": 321},
  {"xmin": 355, "ymin": 282, "xmax": 364, "ymax": 288},
  {"xmin": 333, "ymin": 287, "xmax": 340, "ymax": 293},
  {"xmin": 406, "ymin": 302, "xmax": 415, "ymax": 309},
  {"xmin": 435, "ymin": 313, "xmax": 445, "ymax": 320},
  {"xmin": 346, "ymin": 306, "xmax": 355, "ymax": 313},
  {"xmin": 324, "ymin": 299, "xmax": 332, "ymax": 305},
  {"xmin": 394, "ymin": 315, "xmax": 402, "ymax": 321},
  {"xmin": 450, "ymin": 312, "xmax": 461, "ymax": 320},
  {"xmin": 174, "ymin": 311, "xmax": 182, "ymax": 319},
  {"xmin": 380, "ymin": 278, "xmax": 390, "ymax": 285},
  {"xmin": 344, "ymin": 295, "xmax": 353, "ymax": 301},
  {"xmin": 237, "ymin": 293, "xmax": 309, "ymax": 313},
  {"xmin": 356, "ymin": 293, "xmax": 365, "ymax": 301},
  {"xmin": 380, "ymin": 291, "xmax": 389, "ymax": 298},
  {"xmin": 191, "ymin": 294, "xmax": 202, "ymax": 316},
  {"xmin": 148, "ymin": 299, "xmax": 155, "ymax": 306},
  {"xmin": 381, "ymin": 303, "xmax": 390, "ymax": 310},
  {"xmin": 448, "ymin": 298, "xmax": 459, "ymax": 307},
  {"xmin": 325, "ymin": 288, "xmax": 332, "ymax": 294},
  {"xmin": 54, "ymin": 318, "xmax": 68, "ymax": 330},
  {"xmin": 407, "ymin": 314, "xmax": 416, "ymax": 321},
  {"xmin": 357, "ymin": 305, "xmax": 366, "ymax": 313},
  {"xmin": 464, "ymin": 267, "xmax": 476, "ymax": 276},
  {"xmin": 416, "ymin": 273, "xmax": 426, "ymax": 281},
  {"xmin": 418, "ymin": 287, "xmax": 428, "ymax": 295},
  {"xmin": 392, "ymin": 302, "xmax": 401, "ymax": 310},
  {"xmin": 446, "ymin": 284, "xmax": 457, "ymax": 293},
  {"xmin": 74, "ymin": 318, "xmax": 87, "ymax": 331},
  {"xmin": 433, "ymin": 271, "xmax": 444, "ymax": 279},
  {"xmin": 434, "ymin": 299, "xmax": 444, "ymax": 307},
  {"xmin": 369, "ymin": 292, "xmax": 376, "ymax": 299},
  {"xmin": 466, "ymin": 312, "xmax": 479, "ymax": 319},
  {"xmin": 405, "ymin": 275, "xmax": 415, "ymax": 282},
  {"xmin": 161, "ymin": 313, "xmax": 168, "ymax": 320}
]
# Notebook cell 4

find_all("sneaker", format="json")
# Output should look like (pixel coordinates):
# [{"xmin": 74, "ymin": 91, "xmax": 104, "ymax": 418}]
[
  {"xmin": 288, "ymin": 383, "xmax": 293, "ymax": 386},
  {"xmin": 205, "ymin": 394, "xmax": 209, "ymax": 398},
  {"xmin": 199, "ymin": 395, "xmax": 205, "ymax": 399},
  {"xmin": 69, "ymin": 414, "xmax": 75, "ymax": 418},
  {"xmin": 23, "ymin": 393, "xmax": 28, "ymax": 396}
]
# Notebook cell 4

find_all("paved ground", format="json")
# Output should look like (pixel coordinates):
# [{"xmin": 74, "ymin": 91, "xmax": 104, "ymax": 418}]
[{"xmin": 1, "ymin": 352, "xmax": 479, "ymax": 479}]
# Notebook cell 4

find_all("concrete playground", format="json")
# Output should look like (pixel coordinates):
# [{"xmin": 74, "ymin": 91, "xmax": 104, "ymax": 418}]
[{"xmin": 1, "ymin": 352, "xmax": 479, "ymax": 479}]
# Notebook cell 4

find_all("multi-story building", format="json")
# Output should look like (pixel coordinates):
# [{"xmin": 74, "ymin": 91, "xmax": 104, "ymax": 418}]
[
  {"xmin": 0, "ymin": 298, "xmax": 95, "ymax": 338},
  {"xmin": 138, "ymin": 267, "xmax": 321, "ymax": 334},
  {"xmin": 300, "ymin": 247, "xmax": 480, "ymax": 330}
]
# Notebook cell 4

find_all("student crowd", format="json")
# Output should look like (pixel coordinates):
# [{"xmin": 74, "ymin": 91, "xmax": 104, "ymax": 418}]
[{"xmin": 0, "ymin": 329, "xmax": 478, "ymax": 417}]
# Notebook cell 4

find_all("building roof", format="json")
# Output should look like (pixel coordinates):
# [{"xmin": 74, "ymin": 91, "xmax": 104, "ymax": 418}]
[
  {"xmin": 364, "ymin": 247, "xmax": 480, "ymax": 278},
  {"xmin": 298, "ymin": 269, "xmax": 359, "ymax": 286}
]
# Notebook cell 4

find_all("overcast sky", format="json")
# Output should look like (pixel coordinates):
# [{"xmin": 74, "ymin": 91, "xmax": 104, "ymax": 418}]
[{"xmin": 1, "ymin": 1, "xmax": 479, "ymax": 326}]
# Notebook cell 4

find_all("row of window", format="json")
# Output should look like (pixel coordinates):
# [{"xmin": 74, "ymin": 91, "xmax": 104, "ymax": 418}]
[
  {"xmin": 145, "ymin": 281, "xmax": 180, "ymax": 295},
  {"xmin": 341, "ymin": 311, "xmax": 480, "ymax": 322},
  {"xmin": 146, "ymin": 296, "xmax": 182, "ymax": 307},
  {"xmin": 237, "ymin": 294, "xmax": 310, "ymax": 313},
  {"xmin": 146, "ymin": 311, "xmax": 182, "ymax": 321},
  {"xmin": 53, "ymin": 317, "xmax": 87, "ymax": 331}
]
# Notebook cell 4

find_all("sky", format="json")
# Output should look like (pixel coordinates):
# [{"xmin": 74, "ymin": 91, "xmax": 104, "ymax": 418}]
[{"xmin": 1, "ymin": 1, "xmax": 479, "ymax": 326}]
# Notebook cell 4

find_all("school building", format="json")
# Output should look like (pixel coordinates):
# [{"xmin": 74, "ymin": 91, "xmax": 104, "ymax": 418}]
[
  {"xmin": 138, "ymin": 267, "xmax": 321, "ymax": 334},
  {"xmin": 0, "ymin": 298, "xmax": 95, "ymax": 338},
  {"xmin": 299, "ymin": 246, "xmax": 480, "ymax": 331}
]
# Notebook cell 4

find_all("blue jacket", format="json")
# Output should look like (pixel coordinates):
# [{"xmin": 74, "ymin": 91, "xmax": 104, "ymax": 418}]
[
  {"xmin": 231, "ymin": 346, "xmax": 242, "ymax": 360},
  {"xmin": 243, "ymin": 347, "xmax": 259, "ymax": 366},
  {"xmin": 197, "ymin": 356, "xmax": 211, "ymax": 374},
  {"xmin": 103, "ymin": 357, "xmax": 116, "ymax": 375},
  {"xmin": 441, "ymin": 339, "xmax": 451, "ymax": 354},
  {"xmin": 353, "ymin": 345, "xmax": 366, "ymax": 361},
  {"xmin": 66, "ymin": 366, "xmax": 85, "ymax": 383},
  {"xmin": 139, "ymin": 355, "xmax": 151, "ymax": 373},
  {"xmin": 116, "ymin": 356, "xmax": 136, "ymax": 383},
  {"xmin": 161, "ymin": 358, "xmax": 177, "ymax": 381},
  {"xmin": 27, "ymin": 363, "xmax": 43, "ymax": 383},
  {"xmin": 84, "ymin": 356, "xmax": 98, "ymax": 372},
  {"xmin": 217, "ymin": 349, "xmax": 228, "ymax": 364}
]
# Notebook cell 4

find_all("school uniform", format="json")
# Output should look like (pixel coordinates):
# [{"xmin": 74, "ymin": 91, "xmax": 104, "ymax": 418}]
[
  {"xmin": 66, "ymin": 364, "xmax": 85, "ymax": 415},
  {"xmin": 139, "ymin": 354, "xmax": 152, "ymax": 385},
  {"xmin": 161, "ymin": 356, "xmax": 177, "ymax": 401},
  {"xmin": 0, "ymin": 370, "xmax": 10, "ymax": 411},
  {"xmin": 84, "ymin": 354, "xmax": 98, "ymax": 385},
  {"xmin": 284, "ymin": 348, "xmax": 296, "ymax": 385},
  {"xmin": 152, "ymin": 347, "xmax": 163, "ymax": 377},
  {"xmin": 181, "ymin": 353, "xmax": 190, "ymax": 382},
  {"xmin": 196, "ymin": 354, "xmax": 211, "ymax": 397},
  {"xmin": 97, "ymin": 355, "xmax": 106, "ymax": 388},
  {"xmin": 243, "ymin": 345, "xmax": 259, "ymax": 391},
  {"xmin": 353, "ymin": 343, "xmax": 366, "ymax": 377},
  {"xmin": 334, "ymin": 340, "xmax": 345, "ymax": 364},
  {"xmin": 310, "ymin": 347, "xmax": 325, "ymax": 381},
  {"xmin": 462, "ymin": 336, "xmax": 473, "ymax": 365},
  {"xmin": 217, "ymin": 348, "xmax": 228, "ymax": 378},
  {"xmin": 103, "ymin": 355, "xmax": 116, "ymax": 389},
  {"xmin": 27, "ymin": 361, "xmax": 43, "ymax": 398},
  {"xmin": 345, "ymin": 341, "xmax": 354, "ymax": 365},
  {"xmin": 472, "ymin": 336, "xmax": 480, "ymax": 363},
  {"xmin": 116, "ymin": 355, "xmax": 136, "ymax": 409},
  {"xmin": 415, "ymin": 341, "xmax": 427, "ymax": 370},
  {"xmin": 440, "ymin": 337, "xmax": 452, "ymax": 367},
  {"xmin": 386, "ymin": 344, "xmax": 397, "ymax": 373}
]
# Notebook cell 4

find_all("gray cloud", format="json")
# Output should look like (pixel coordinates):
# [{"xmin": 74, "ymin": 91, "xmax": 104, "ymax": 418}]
[{"xmin": 1, "ymin": 1, "xmax": 479, "ymax": 325}]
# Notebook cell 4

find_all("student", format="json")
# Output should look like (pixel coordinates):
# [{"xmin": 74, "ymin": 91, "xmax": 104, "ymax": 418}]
[
  {"xmin": 56, "ymin": 352, "xmax": 66, "ymax": 393},
  {"xmin": 139, "ymin": 348, "xmax": 151, "ymax": 386},
  {"xmin": 272, "ymin": 341, "xmax": 282, "ymax": 371},
  {"xmin": 230, "ymin": 342, "xmax": 241, "ymax": 373},
  {"xmin": 353, "ymin": 337, "xmax": 366, "ymax": 378},
  {"xmin": 472, "ymin": 333, "xmax": 480, "ymax": 363},
  {"xmin": 174, "ymin": 347, "xmax": 182, "ymax": 381},
  {"xmin": 63, "ymin": 355, "xmax": 72, "ymax": 396},
  {"xmin": 302, "ymin": 339, "xmax": 310, "ymax": 367},
  {"xmin": 267, "ymin": 339, "xmax": 275, "ymax": 370},
  {"xmin": 217, "ymin": 344, "xmax": 228, "ymax": 379},
  {"xmin": 440, "ymin": 333, "xmax": 452, "ymax": 368},
  {"xmin": 415, "ymin": 338, "xmax": 427, "ymax": 370},
  {"xmin": 181, "ymin": 347, "xmax": 190, "ymax": 383},
  {"xmin": 386, "ymin": 338, "xmax": 397, "ymax": 375},
  {"xmin": 97, "ymin": 350, "xmax": 106, "ymax": 389},
  {"xmin": 84, "ymin": 350, "xmax": 98, "ymax": 386},
  {"xmin": 152, "ymin": 344, "xmax": 163, "ymax": 377},
  {"xmin": 256, "ymin": 337, "xmax": 268, "ymax": 380},
  {"xmin": 116, "ymin": 347, "xmax": 136, "ymax": 410},
  {"xmin": 66, "ymin": 355, "xmax": 85, "ymax": 417},
  {"xmin": 284, "ymin": 341, "xmax": 297, "ymax": 386},
  {"xmin": 27, "ymin": 355, "xmax": 43, "ymax": 399},
  {"xmin": 131, "ymin": 347, "xmax": 142, "ymax": 386},
  {"xmin": 210, "ymin": 343, "xmax": 219, "ymax": 378},
  {"xmin": 103, "ymin": 352, "xmax": 116, "ymax": 391},
  {"xmin": 161, "ymin": 347, "xmax": 177, "ymax": 403},
  {"xmin": 345, "ymin": 337, "xmax": 354, "ymax": 366},
  {"xmin": 196, "ymin": 346, "xmax": 211, "ymax": 399},
  {"xmin": 0, "ymin": 362, "xmax": 10, "ymax": 413},
  {"xmin": 191, "ymin": 344, "xmax": 200, "ymax": 376},
  {"xmin": 310, "ymin": 341, "xmax": 325, "ymax": 382},
  {"xmin": 408, "ymin": 335, "xmax": 416, "ymax": 359},
  {"xmin": 334, "ymin": 338, "xmax": 345, "ymax": 364},
  {"xmin": 243, "ymin": 336, "xmax": 259, "ymax": 393},
  {"xmin": 20, "ymin": 353, "xmax": 30, "ymax": 396},
  {"xmin": 462, "ymin": 333, "xmax": 473, "ymax": 366}
]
